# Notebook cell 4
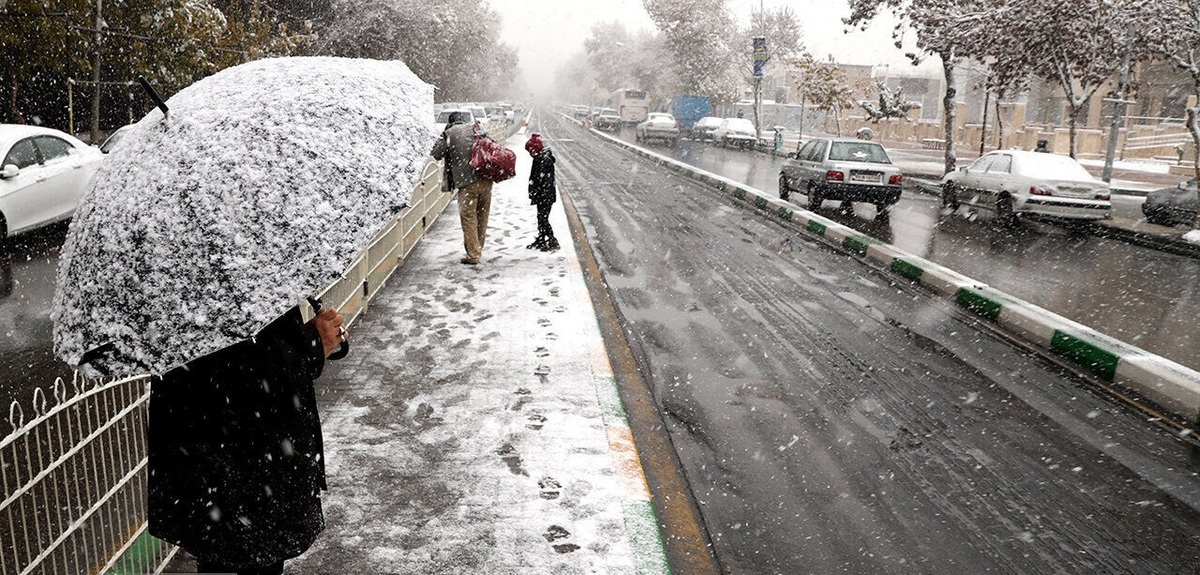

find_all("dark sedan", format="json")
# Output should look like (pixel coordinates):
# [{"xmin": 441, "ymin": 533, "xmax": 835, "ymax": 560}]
[{"xmin": 1142, "ymin": 177, "xmax": 1199, "ymax": 226}]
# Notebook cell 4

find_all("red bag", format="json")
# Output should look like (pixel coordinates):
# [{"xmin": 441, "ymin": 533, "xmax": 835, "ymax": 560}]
[{"xmin": 469, "ymin": 125, "xmax": 516, "ymax": 183}]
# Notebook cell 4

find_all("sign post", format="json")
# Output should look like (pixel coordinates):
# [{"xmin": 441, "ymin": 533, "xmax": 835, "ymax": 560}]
[{"xmin": 752, "ymin": 36, "xmax": 768, "ymax": 146}]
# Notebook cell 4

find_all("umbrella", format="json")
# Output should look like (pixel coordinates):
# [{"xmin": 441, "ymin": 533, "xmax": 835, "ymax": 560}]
[{"xmin": 51, "ymin": 56, "xmax": 435, "ymax": 376}]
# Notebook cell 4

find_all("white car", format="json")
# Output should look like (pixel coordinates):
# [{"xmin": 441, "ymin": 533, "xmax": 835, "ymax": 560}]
[
  {"xmin": 941, "ymin": 150, "xmax": 1112, "ymax": 224},
  {"xmin": 690, "ymin": 116, "xmax": 723, "ymax": 141},
  {"xmin": 634, "ymin": 113, "xmax": 679, "ymax": 146},
  {"xmin": 435, "ymin": 108, "xmax": 472, "ymax": 134},
  {"xmin": 0, "ymin": 125, "xmax": 103, "ymax": 239},
  {"xmin": 712, "ymin": 117, "xmax": 757, "ymax": 149}
]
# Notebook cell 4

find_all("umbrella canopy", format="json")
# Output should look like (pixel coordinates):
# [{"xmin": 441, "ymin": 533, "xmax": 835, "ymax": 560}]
[{"xmin": 52, "ymin": 56, "xmax": 435, "ymax": 376}]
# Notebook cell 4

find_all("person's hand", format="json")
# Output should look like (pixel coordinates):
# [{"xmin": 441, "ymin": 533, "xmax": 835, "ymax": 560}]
[{"xmin": 312, "ymin": 308, "xmax": 347, "ymax": 358}]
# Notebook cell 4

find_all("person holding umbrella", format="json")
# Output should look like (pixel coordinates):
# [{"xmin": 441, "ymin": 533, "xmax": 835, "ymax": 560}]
[
  {"xmin": 148, "ymin": 304, "xmax": 346, "ymax": 575},
  {"xmin": 432, "ymin": 110, "xmax": 494, "ymax": 265},
  {"xmin": 524, "ymin": 133, "xmax": 559, "ymax": 251},
  {"xmin": 52, "ymin": 57, "xmax": 436, "ymax": 574}
]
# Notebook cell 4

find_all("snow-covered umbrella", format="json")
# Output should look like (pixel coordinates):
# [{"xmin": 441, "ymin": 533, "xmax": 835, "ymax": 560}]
[{"xmin": 52, "ymin": 56, "xmax": 435, "ymax": 377}]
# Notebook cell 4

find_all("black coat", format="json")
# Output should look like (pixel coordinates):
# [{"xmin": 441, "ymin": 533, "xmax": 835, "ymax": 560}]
[
  {"xmin": 148, "ymin": 306, "xmax": 327, "ymax": 568},
  {"xmin": 529, "ymin": 149, "xmax": 556, "ymax": 205}
]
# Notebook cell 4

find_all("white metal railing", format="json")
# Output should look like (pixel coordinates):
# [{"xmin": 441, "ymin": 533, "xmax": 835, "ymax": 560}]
[
  {"xmin": 0, "ymin": 373, "xmax": 164, "ymax": 575},
  {"xmin": 0, "ymin": 130, "xmax": 497, "ymax": 573},
  {"xmin": 1124, "ymin": 131, "xmax": 1195, "ymax": 152}
]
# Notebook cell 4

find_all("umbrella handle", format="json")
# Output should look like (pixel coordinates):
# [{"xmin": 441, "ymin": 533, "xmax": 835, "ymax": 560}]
[{"xmin": 307, "ymin": 296, "xmax": 349, "ymax": 361}]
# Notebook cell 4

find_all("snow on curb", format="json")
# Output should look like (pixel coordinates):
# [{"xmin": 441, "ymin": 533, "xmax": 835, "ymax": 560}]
[{"xmin": 591, "ymin": 128, "xmax": 1200, "ymax": 426}]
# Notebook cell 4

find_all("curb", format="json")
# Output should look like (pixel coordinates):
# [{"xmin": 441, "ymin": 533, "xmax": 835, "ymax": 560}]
[
  {"xmin": 565, "ymin": 250, "xmax": 673, "ymax": 575},
  {"xmin": 589, "ymin": 128, "xmax": 1200, "ymax": 426}
]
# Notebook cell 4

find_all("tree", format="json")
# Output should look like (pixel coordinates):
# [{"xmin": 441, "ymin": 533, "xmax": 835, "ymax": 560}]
[
  {"xmin": 1150, "ymin": 0, "xmax": 1200, "ymax": 192},
  {"xmin": 318, "ymin": 0, "xmax": 517, "ymax": 102},
  {"xmin": 845, "ymin": 0, "xmax": 990, "ymax": 174},
  {"xmin": 642, "ymin": 0, "xmax": 739, "ymax": 100},
  {"xmin": 581, "ymin": 23, "xmax": 669, "ymax": 105},
  {"xmin": 791, "ymin": 52, "xmax": 858, "ymax": 136},
  {"xmin": 0, "ymin": 0, "xmax": 305, "ymax": 137},
  {"xmin": 0, "ymin": 0, "xmax": 94, "ymax": 126},
  {"xmin": 746, "ymin": 6, "xmax": 804, "ymax": 64},
  {"xmin": 983, "ymin": 0, "xmax": 1153, "ymax": 158},
  {"xmin": 860, "ymin": 79, "xmax": 919, "ymax": 122}
]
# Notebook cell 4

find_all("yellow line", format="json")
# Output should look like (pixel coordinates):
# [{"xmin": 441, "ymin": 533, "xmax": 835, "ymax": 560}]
[{"xmin": 607, "ymin": 425, "xmax": 652, "ymax": 499}]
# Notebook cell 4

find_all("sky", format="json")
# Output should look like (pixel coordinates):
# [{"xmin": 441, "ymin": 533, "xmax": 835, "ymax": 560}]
[{"xmin": 485, "ymin": 0, "xmax": 935, "ymax": 98}]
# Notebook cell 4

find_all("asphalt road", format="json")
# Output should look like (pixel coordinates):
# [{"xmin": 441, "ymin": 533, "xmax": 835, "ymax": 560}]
[
  {"xmin": 537, "ymin": 111, "xmax": 1200, "ymax": 574},
  {"xmin": 602, "ymin": 124, "xmax": 1200, "ymax": 375}
]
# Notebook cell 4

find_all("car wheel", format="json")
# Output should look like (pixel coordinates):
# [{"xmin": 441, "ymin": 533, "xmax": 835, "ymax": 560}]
[
  {"xmin": 807, "ymin": 182, "xmax": 823, "ymax": 210},
  {"xmin": 941, "ymin": 182, "xmax": 960, "ymax": 209},
  {"xmin": 996, "ymin": 194, "xmax": 1015, "ymax": 226},
  {"xmin": 779, "ymin": 174, "xmax": 791, "ymax": 201}
]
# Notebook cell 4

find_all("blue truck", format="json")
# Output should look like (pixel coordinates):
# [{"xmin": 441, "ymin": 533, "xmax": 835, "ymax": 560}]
[{"xmin": 670, "ymin": 95, "xmax": 712, "ymax": 130}]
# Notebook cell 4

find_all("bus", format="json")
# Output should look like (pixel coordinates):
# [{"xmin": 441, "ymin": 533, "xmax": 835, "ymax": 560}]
[{"xmin": 608, "ymin": 89, "xmax": 649, "ymax": 124}]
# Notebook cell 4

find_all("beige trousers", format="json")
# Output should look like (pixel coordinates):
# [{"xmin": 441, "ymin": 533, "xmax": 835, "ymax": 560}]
[{"xmin": 458, "ymin": 179, "xmax": 494, "ymax": 263}]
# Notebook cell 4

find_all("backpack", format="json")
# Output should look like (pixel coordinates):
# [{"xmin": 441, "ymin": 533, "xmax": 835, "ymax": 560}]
[{"xmin": 469, "ymin": 125, "xmax": 516, "ymax": 183}]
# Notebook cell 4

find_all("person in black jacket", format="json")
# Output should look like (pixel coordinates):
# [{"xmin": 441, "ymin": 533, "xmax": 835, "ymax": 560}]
[
  {"xmin": 147, "ymin": 305, "xmax": 346, "ymax": 575},
  {"xmin": 525, "ymin": 133, "xmax": 559, "ymax": 251}
]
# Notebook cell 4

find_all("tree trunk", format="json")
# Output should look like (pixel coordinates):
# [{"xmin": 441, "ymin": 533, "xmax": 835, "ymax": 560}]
[
  {"xmin": 995, "ymin": 97, "xmax": 1004, "ymax": 150},
  {"xmin": 8, "ymin": 78, "xmax": 25, "ymax": 125},
  {"xmin": 1068, "ymin": 103, "xmax": 1081, "ymax": 159},
  {"xmin": 941, "ymin": 54, "xmax": 957, "ymax": 175},
  {"xmin": 1188, "ymin": 105, "xmax": 1200, "ymax": 229}
]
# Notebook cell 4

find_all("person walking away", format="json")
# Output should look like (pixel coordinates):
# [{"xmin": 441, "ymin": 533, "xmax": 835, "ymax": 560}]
[
  {"xmin": 432, "ymin": 110, "xmax": 494, "ymax": 265},
  {"xmin": 148, "ymin": 305, "xmax": 348, "ymax": 575},
  {"xmin": 525, "ymin": 133, "xmax": 559, "ymax": 251},
  {"xmin": 1034, "ymin": 139, "xmax": 1050, "ymax": 153}
]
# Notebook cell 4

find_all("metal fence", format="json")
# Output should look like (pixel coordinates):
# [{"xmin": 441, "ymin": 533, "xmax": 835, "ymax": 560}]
[{"xmin": 0, "ymin": 148, "xmax": 463, "ymax": 574}]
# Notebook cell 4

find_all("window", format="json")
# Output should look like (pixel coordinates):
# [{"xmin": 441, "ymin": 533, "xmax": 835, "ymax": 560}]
[
  {"xmin": 968, "ymin": 155, "xmax": 996, "ymax": 172},
  {"xmin": 3, "ymin": 139, "xmax": 40, "ymax": 169},
  {"xmin": 987, "ymin": 154, "xmax": 1012, "ymax": 174},
  {"xmin": 828, "ymin": 142, "xmax": 889, "ymax": 164},
  {"xmin": 34, "ymin": 136, "xmax": 74, "ymax": 161},
  {"xmin": 796, "ymin": 141, "xmax": 818, "ymax": 160},
  {"xmin": 806, "ymin": 140, "xmax": 828, "ymax": 162}
]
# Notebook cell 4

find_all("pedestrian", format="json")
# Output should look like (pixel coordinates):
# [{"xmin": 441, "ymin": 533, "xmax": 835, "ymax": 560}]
[
  {"xmin": 773, "ymin": 128, "xmax": 783, "ymax": 153},
  {"xmin": 432, "ymin": 110, "xmax": 494, "ymax": 265},
  {"xmin": 524, "ymin": 133, "xmax": 559, "ymax": 251},
  {"xmin": 147, "ymin": 304, "xmax": 348, "ymax": 575},
  {"xmin": 1034, "ymin": 139, "xmax": 1050, "ymax": 153}
]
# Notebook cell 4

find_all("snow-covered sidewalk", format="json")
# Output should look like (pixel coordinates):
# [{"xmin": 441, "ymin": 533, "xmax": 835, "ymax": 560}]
[{"xmin": 277, "ymin": 131, "xmax": 668, "ymax": 574}]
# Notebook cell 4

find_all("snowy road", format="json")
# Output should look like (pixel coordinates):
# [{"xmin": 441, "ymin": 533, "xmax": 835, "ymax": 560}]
[{"xmin": 538, "ymin": 111, "xmax": 1200, "ymax": 574}]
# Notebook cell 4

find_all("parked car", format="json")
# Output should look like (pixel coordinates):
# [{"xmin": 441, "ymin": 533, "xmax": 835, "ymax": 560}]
[
  {"xmin": 99, "ymin": 124, "xmax": 134, "ymax": 154},
  {"xmin": 689, "ymin": 116, "xmax": 723, "ymax": 141},
  {"xmin": 1141, "ymin": 176, "xmax": 1199, "ymax": 226},
  {"xmin": 593, "ymin": 108, "xmax": 622, "ymax": 131},
  {"xmin": 941, "ymin": 150, "xmax": 1112, "ymax": 224},
  {"xmin": 635, "ymin": 113, "xmax": 679, "ymax": 146},
  {"xmin": 0, "ymin": 124, "xmax": 104, "ymax": 239},
  {"xmin": 435, "ymin": 108, "xmax": 472, "ymax": 134},
  {"xmin": 779, "ymin": 137, "xmax": 903, "ymax": 214},
  {"xmin": 570, "ymin": 105, "xmax": 591, "ymax": 119},
  {"xmin": 713, "ymin": 117, "xmax": 757, "ymax": 149}
]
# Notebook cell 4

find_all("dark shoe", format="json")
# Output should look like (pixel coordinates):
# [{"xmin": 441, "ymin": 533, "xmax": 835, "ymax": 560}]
[
  {"xmin": 541, "ymin": 241, "xmax": 560, "ymax": 251},
  {"xmin": 460, "ymin": 257, "xmax": 479, "ymax": 265},
  {"xmin": 526, "ymin": 241, "xmax": 543, "ymax": 250}
]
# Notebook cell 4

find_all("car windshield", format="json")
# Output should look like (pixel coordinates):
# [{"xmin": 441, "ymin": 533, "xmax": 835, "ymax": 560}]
[
  {"xmin": 1015, "ymin": 153, "xmax": 1093, "ymax": 180},
  {"xmin": 828, "ymin": 142, "xmax": 890, "ymax": 164}
]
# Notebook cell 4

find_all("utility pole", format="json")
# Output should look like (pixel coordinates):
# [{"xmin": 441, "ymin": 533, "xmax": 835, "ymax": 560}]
[
  {"xmin": 90, "ymin": 0, "xmax": 103, "ymax": 143},
  {"xmin": 1103, "ymin": 52, "xmax": 1133, "ymax": 184}
]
